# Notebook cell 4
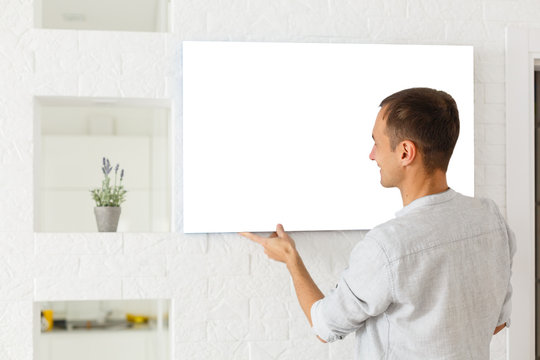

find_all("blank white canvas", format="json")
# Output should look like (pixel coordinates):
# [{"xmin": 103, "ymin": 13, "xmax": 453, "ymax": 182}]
[{"xmin": 183, "ymin": 42, "xmax": 473, "ymax": 233}]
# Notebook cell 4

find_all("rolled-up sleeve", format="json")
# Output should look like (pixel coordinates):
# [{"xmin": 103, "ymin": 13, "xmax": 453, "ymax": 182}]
[{"xmin": 310, "ymin": 234, "xmax": 393, "ymax": 342}]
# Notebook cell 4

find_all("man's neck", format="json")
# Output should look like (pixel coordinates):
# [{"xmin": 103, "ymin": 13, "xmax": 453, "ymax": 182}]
[{"xmin": 399, "ymin": 169, "xmax": 449, "ymax": 207}]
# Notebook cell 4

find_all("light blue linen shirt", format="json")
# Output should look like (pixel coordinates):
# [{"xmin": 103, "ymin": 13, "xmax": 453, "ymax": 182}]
[{"xmin": 311, "ymin": 189, "xmax": 515, "ymax": 359}]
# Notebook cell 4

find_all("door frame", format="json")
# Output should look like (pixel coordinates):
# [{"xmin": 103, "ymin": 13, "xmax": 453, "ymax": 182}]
[{"xmin": 506, "ymin": 25, "xmax": 539, "ymax": 360}]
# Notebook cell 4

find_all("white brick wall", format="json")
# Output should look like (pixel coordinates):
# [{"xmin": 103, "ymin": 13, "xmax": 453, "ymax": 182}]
[{"xmin": 0, "ymin": 0, "xmax": 534, "ymax": 358}]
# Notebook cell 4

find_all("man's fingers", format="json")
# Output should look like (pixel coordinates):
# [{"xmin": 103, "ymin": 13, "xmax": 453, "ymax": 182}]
[
  {"xmin": 276, "ymin": 224, "xmax": 286, "ymax": 237},
  {"xmin": 239, "ymin": 232, "xmax": 266, "ymax": 245},
  {"xmin": 240, "ymin": 225, "xmax": 287, "ymax": 246}
]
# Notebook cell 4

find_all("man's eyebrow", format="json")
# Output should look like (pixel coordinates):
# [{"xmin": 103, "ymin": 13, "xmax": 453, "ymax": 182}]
[{"xmin": 372, "ymin": 134, "xmax": 375, "ymax": 140}]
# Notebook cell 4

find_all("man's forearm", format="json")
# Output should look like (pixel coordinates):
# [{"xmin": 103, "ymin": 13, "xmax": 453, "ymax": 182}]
[
  {"xmin": 287, "ymin": 251, "xmax": 324, "ymax": 326},
  {"xmin": 239, "ymin": 227, "xmax": 327, "ymax": 342}
]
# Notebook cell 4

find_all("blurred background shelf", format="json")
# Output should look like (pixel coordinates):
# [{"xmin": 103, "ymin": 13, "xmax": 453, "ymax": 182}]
[
  {"xmin": 34, "ymin": 96, "xmax": 172, "ymax": 232},
  {"xmin": 37, "ymin": 299, "xmax": 170, "ymax": 360},
  {"xmin": 35, "ymin": 0, "xmax": 170, "ymax": 32}
]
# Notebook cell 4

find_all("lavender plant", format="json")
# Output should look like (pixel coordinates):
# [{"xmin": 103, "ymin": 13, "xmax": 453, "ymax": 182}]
[{"xmin": 90, "ymin": 157, "xmax": 127, "ymax": 207}]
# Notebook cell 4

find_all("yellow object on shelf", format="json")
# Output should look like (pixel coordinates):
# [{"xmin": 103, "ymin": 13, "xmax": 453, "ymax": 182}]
[
  {"xmin": 126, "ymin": 313, "xmax": 149, "ymax": 324},
  {"xmin": 42, "ymin": 309, "xmax": 53, "ymax": 331}
]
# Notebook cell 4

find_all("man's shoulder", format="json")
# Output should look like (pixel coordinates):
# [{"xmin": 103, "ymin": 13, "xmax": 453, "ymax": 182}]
[
  {"xmin": 451, "ymin": 191, "xmax": 502, "ymax": 213},
  {"xmin": 442, "ymin": 192, "xmax": 505, "ymax": 224},
  {"xmin": 364, "ymin": 192, "xmax": 506, "ymax": 261},
  {"xmin": 389, "ymin": 191, "xmax": 503, "ymax": 226}
]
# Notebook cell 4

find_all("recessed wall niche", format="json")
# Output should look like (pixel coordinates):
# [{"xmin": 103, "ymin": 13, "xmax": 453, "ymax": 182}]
[
  {"xmin": 34, "ymin": 0, "xmax": 170, "ymax": 32},
  {"xmin": 34, "ymin": 96, "xmax": 171, "ymax": 232},
  {"xmin": 36, "ymin": 299, "xmax": 170, "ymax": 360}
]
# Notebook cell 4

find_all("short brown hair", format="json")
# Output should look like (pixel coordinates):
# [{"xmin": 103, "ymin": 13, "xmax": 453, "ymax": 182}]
[{"xmin": 379, "ymin": 87, "xmax": 460, "ymax": 173}]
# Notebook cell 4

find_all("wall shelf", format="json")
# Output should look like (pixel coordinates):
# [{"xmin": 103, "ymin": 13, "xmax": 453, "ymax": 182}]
[
  {"xmin": 34, "ymin": 96, "xmax": 172, "ymax": 232},
  {"xmin": 37, "ymin": 299, "xmax": 170, "ymax": 360},
  {"xmin": 35, "ymin": 0, "xmax": 170, "ymax": 33}
]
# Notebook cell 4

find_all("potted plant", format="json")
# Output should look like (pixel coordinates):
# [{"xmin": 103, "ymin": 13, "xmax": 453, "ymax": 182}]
[{"xmin": 90, "ymin": 157, "xmax": 127, "ymax": 232}]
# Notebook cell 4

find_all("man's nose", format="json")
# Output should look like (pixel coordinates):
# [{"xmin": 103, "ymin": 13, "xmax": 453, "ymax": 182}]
[{"xmin": 369, "ymin": 146, "xmax": 375, "ymax": 161}]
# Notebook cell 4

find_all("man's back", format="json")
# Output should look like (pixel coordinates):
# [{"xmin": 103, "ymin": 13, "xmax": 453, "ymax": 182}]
[
  {"xmin": 311, "ymin": 189, "xmax": 514, "ymax": 359},
  {"xmin": 243, "ymin": 89, "xmax": 514, "ymax": 360}
]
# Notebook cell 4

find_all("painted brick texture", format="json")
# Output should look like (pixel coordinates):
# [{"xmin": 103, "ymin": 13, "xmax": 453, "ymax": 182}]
[{"xmin": 0, "ymin": 0, "xmax": 535, "ymax": 359}]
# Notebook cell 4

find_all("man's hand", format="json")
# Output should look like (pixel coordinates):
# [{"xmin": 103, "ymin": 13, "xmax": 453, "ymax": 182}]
[
  {"xmin": 240, "ymin": 224, "xmax": 298, "ymax": 266},
  {"xmin": 493, "ymin": 323, "xmax": 506, "ymax": 335},
  {"xmin": 239, "ymin": 224, "xmax": 325, "ymax": 330}
]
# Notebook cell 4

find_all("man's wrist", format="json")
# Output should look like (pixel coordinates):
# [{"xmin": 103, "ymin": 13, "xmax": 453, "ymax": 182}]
[{"xmin": 286, "ymin": 249, "xmax": 302, "ymax": 271}]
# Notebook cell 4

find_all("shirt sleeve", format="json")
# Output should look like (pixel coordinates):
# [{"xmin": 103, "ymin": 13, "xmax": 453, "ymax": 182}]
[
  {"xmin": 497, "ymin": 222, "xmax": 517, "ymax": 327},
  {"xmin": 310, "ymin": 234, "xmax": 393, "ymax": 342}
]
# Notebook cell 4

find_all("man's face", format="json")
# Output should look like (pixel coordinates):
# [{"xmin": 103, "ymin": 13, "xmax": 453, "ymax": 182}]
[{"xmin": 369, "ymin": 108, "xmax": 403, "ymax": 188}]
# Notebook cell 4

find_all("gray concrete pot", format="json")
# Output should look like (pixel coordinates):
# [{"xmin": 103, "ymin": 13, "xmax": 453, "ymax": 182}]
[{"xmin": 94, "ymin": 206, "xmax": 121, "ymax": 232}]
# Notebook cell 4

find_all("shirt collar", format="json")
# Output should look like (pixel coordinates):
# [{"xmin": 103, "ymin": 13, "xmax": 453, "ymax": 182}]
[{"xmin": 395, "ymin": 188, "xmax": 457, "ymax": 218}]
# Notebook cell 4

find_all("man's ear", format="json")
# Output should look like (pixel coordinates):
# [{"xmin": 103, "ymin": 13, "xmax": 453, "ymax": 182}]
[{"xmin": 398, "ymin": 140, "xmax": 417, "ymax": 166}]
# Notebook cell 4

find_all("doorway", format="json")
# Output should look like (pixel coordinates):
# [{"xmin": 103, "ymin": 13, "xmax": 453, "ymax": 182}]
[
  {"xmin": 506, "ymin": 26, "xmax": 540, "ymax": 360},
  {"xmin": 536, "ymin": 67, "xmax": 540, "ymax": 357}
]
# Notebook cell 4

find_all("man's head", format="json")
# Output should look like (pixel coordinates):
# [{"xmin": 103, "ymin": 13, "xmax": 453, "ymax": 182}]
[{"xmin": 369, "ymin": 87, "xmax": 460, "ymax": 187}]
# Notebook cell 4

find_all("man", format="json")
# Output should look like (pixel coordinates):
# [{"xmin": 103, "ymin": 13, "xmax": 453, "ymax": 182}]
[{"xmin": 240, "ymin": 88, "xmax": 515, "ymax": 359}]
